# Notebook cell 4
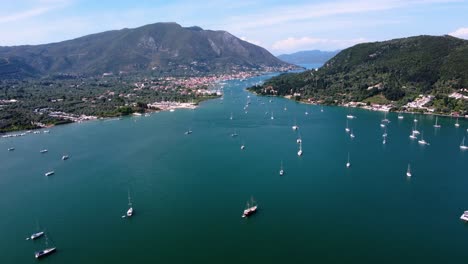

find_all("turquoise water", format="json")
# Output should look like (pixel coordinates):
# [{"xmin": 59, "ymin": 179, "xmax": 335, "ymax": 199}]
[
  {"xmin": 298, "ymin": 63, "xmax": 323, "ymax": 70},
  {"xmin": 1, "ymin": 74, "xmax": 468, "ymax": 263}
]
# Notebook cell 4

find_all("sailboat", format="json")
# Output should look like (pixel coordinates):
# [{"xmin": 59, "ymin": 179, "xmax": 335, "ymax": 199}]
[
  {"xmin": 398, "ymin": 113, "xmax": 404, "ymax": 120},
  {"xmin": 418, "ymin": 132, "xmax": 429, "ymax": 145},
  {"xmin": 124, "ymin": 191, "xmax": 133, "ymax": 218},
  {"xmin": 279, "ymin": 161, "xmax": 284, "ymax": 176},
  {"xmin": 270, "ymin": 111, "xmax": 274, "ymax": 120},
  {"xmin": 460, "ymin": 137, "xmax": 468, "ymax": 150},
  {"xmin": 231, "ymin": 130, "xmax": 238, "ymax": 137},
  {"xmin": 240, "ymin": 141, "xmax": 245, "ymax": 150},
  {"xmin": 8, "ymin": 147, "xmax": 14, "ymax": 151},
  {"xmin": 433, "ymin": 116, "xmax": 441, "ymax": 128},
  {"xmin": 382, "ymin": 127, "xmax": 388, "ymax": 137},
  {"xmin": 382, "ymin": 112, "xmax": 390, "ymax": 123},
  {"xmin": 345, "ymin": 120, "xmax": 350, "ymax": 133},
  {"xmin": 412, "ymin": 123, "xmax": 420, "ymax": 135},
  {"xmin": 34, "ymin": 233, "xmax": 56, "ymax": 259},
  {"xmin": 455, "ymin": 118, "xmax": 460, "ymax": 127},
  {"xmin": 346, "ymin": 152, "xmax": 351, "ymax": 168},
  {"xmin": 380, "ymin": 123, "xmax": 386, "ymax": 128},
  {"xmin": 320, "ymin": 107, "xmax": 324, "ymax": 112},
  {"xmin": 460, "ymin": 211, "xmax": 468, "ymax": 222},
  {"xmin": 409, "ymin": 131, "xmax": 417, "ymax": 139},
  {"xmin": 229, "ymin": 112, "xmax": 233, "ymax": 120},
  {"xmin": 350, "ymin": 129, "xmax": 355, "ymax": 139},
  {"xmin": 406, "ymin": 164, "xmax": 412, "ymax": 177},
  {"xmin": 296, "ymin": 133, "xmax": 302, "ymax": 144},
  {"xmin": 292, "ymin": 119, "xmax": 299, "ymax": 130},
  {"xmin": 184, "ymin": 128, "xmax": 193, "ymax": 135},
  {"xmin": 242, "ymin": 197, "xmax": 258, "ymax": 218},
  {"xmin": 382, "ymin": 135, "xmax": 387, "ymax": 145},
  {"xmin": 305, "ymin": 107, "xmax": 309, "ymax": 115},
  {"xmin": 346, "ymin": 114, "xmax": 356, "ymax": 119},
  {"xmin": 297, "ymin": 142, "xmax": 303, "ymax": 156}
]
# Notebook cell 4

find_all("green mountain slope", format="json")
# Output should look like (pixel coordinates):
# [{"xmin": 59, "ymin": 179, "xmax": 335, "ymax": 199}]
[
  {"xmin": 0, "ymin": 22, "xmax": 291, "ymax": 79},
  {"xmin": 250, "ymin": 35, "xmax": 468, "ymax": 113}
]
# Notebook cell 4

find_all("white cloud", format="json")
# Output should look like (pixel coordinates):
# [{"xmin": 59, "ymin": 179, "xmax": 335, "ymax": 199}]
[
  {"xmin": 272, "ymin": 37, "xmax": 366, "ymax": 53},
  {"xmin": 240, "ymin": 36, "xmax": 261, "ymax": 46},
  {"xmin": 449, "ymin": 27, "xmax": 468, "ymax": 39},
  {"xmin": 0, "ymin": 7, "xmax": 53, "ymax": 23}
]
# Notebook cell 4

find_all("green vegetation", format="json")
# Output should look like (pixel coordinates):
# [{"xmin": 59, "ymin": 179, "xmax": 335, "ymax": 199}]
[
  {"xmin": 249, "ymin": 35, "xmax": 468, "ymax": 114},
  {"xmin": 0, "ymin": 75, "xmax": 218, "ymax": 133}
]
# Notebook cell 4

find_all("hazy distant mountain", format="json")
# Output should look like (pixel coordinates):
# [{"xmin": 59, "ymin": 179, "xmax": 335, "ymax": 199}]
[
  {"xmin": 277, "ymin": 50, "xmax": 340, "ymax": 65},
  {"xmin": 0, "ymin": 22, "xmax": 291, "ymax": 79}
]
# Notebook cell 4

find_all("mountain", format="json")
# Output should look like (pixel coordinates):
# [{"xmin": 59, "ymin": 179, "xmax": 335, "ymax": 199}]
[
  {"xmin": 0, "ymin": 22, "xmax": 291, "ymax": 79},
  {"xmin": 277, "ymin": 50, "xmax": 339, "ymax": 65},
  {"xmin": 250, "ymin": 35, "xmax": 468, "ymax": 113}
]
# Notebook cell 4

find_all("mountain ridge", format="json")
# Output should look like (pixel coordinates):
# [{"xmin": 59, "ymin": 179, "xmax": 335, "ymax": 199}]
[{"xmin": 0, "ymin": 22, "xmax": 292, "ymax": 79}]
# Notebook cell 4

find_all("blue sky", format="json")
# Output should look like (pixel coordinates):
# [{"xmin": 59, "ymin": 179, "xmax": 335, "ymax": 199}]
[{"xmin": 1, "ymin": 0, "xmax": 467, "ymax": 54}]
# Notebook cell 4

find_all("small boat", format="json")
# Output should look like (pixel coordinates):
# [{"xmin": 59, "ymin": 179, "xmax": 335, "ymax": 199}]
[
  {"xmin": 231, "ymin": 131, "xmax": 238, "ymax": 137},
  {"xmin": 409, "ymin": 131, "xmax": 417, "ymax": 140},
  {"xmin": 382, "ymin": 137, "xmax": 387, "ymax": 145},
  {"xmin": 43, "ymin": 130, "xmax": 50, "ymax": 134},
  {"xmin": 382, "ymin": 112, "xmax": 390, "ymax": 123},
  {"xmin": 418, "ymin": 132, "xmax": 429, "ymax": 145},
  {"xmin": 230, "ymin": 112, "xmax": 233, "ymax": 120},
  {"xmin": 240, "ymin": 144, "xmax": 245, "ymax": 150},
  {"xmin": 320, "ymin": 107, "xmax": 324, "ymax": 112},
  {"xmin": 184, "ymin": 129, "xmax": 193, "ymax": 135},
  {"xmin": 297, "ymin": 142, "xmax": 303, "ymax": 156},
  {"xmin": 169, "ymin": 109, "xmax": 175, "ymax": 112},
  {"xmin": 406, "ymin": 164, "xmax": 412, "ymax": 177},
  {"xmin": 345, "ymin": 120, "xmax": 350, "ymax": 133},
  {"xmin": 292, "ymin": 125, "xmax": 299, "ymax": 131},
  {"xmin": 62, "ymin": 155, "xmax": 69, "ymax": 160},
  {"xmin": 460, "ymin": 211, "xmax": 468, "ymax": 222},
  {"xmin": 34, "ymin": 233, "xmax": 56, "ymax": 259},
  {"xmin": 40, "ymin": 149, "xmax": 48, "ymax": 154},
  {"xmin": 350, "ymin": 129, "xmax": 355, "ymax": 139},
  {"xmin": 8, "ymin": 147, "xmax": 15, "ymax": 151},
  {"xmin": 433, "ymin": 116, "xmax": 441, "ymax": 128},
  {"xmin": 346, "ymin": 114, "xmax": 356, "ymax": 119},
  {"xmin": 125, "ymin": 191, "xmax": 133, "ymax": 218},
  {"xmin": 412, "ymin": 123, "xmax": 420, "ymax": 135},
  {"xmin": 398, "ymin": 114, "xmax": 404, "ymax": 120},
  {"xmin": 455, "ymin": 118, "xmax": 460, "ymax": 127},
  {"xmin": 380, "ymin": 123, "xmax": 386, "ymax": 128},
  {"xmin": 242, "ymin": 197, "xmax": 258, "ymax": 218},
  {"xmin": 414, "ymin": 118, "xmax": 418, "ymax": 123},
  {"xmin": 279, "ymin": 161, "xmax": 284, "ymax": 176},
  {"xmin": 346, "ymin": 152, "xmax": 351, "ymax": 168},
  {"xmin": 296, "ymin": 137, "xmax": 302, "ymax": 144},
  {"xmin": 382, "ymin": 127, "xmax": 388, "ymax": 138},
  {"xmin": 270, "ymin": 112, "xmax": 274, "ymax": 120},
  {"xmin": 45, "ymin": 171, "xmax": 55, "ymax": 177},
  {"xmin": 27, "ymin": 231, "xmax": 44, "ymax": 240},
  {"xmin": 460, "ymin": 137, "xmax": 468, "ymax": 150}
]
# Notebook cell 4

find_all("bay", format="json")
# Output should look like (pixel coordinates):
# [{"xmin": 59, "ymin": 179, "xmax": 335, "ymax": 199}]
[{"xmin": 1, "ymin": 73, "xmax": 468, "ymax": 263}]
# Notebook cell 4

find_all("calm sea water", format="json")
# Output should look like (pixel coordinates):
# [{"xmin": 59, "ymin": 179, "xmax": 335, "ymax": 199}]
[{"xmin": 1, "ymin": 74, "xmax": 468, "ymax": 263}]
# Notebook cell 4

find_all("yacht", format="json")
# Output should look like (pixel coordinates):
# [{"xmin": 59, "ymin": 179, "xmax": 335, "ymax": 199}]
[
  {"xmin": 346, "ymin": 153, "xmax": 351, "ymax": 168},
  {"xmin": 382, "ymin": 127, "xmax": 388, "ymax": 137},
  {"xmin": 433, "ymin": 116, "xmax": 441, "ymax": 128},
  {"xmin": 8, "ymin": 147, "xmax": 15, "ymax": 151},
  {"xmin": 346, "ymin": 114, "xmax": 356, "ymax": 119},
  {"xmin": 460, "ymin": 211, "xmax": 468, "ymax": 222},
  {"xmin": 455, "ymin": 118, "xmax": 460, "ymax": 127},
  {"xmin": 40, "ymin": 149, "xmax": 48, "ymax": 154},
  {"xmin": 44, "ymin": 171, "xmax": 55, "ymax": 177},
  {"xmin": 345, "ymin": 120, "xmax": 350, "ymax": 133},
  {"xmin": 460, "ymin": 137, "xmax": 468, "ymax": 150},
  {"xmin": 27, "ymin": 231, "xmax": 44, "ymax": 240},
  {"xmin": 279, "ymin": 161, "xmax": 284, "ymax": 176},
  {"xmin": 350, "ymin": 129, "xmax": 355, "ymax": 139},
  {"xmin": 412, "ymin": 123, "xmax": 420, "ymax": 135},
  {"xmin": 398, "ymin": 113, "xmax": 404, "ymax": 120},
  {"xmin": 409, "ymin": 131, "xmax": 417, "ymax": 140},
  {"xmin": 43, "ymin": 130, "xmax": 50, "ymax": 133},
  {"xmin": 297, "ymin": 142, "xmax": 303, "ymax": 156},
  {"xmin": 406, "ymin": 164, "xmax": 412, "ymax": 177},
  {"xmin": 126, "ymin": 191, "xmax": 133, "ymax": 217},
  {"xmin": 62, "ymin": 155, "xmax": 69, "ymax": 160},
  {"xmin": 242, "ymin": 197, "xmax": 258, "ymax": 218},
  {"xmin": 34, "ymin": 234, "xmax": 56, "ymax": 259},
  {"xmin": 418, "ymin": 132, "xmax": 429, "ymax": 145}
]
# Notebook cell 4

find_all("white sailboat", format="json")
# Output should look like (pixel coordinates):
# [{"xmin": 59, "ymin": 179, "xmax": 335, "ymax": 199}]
[
  {"xmin": 297, "ymin": 142, "xmax": 303, "ymax": 156},
  {"xmin": 346, "ymin": 152, "xmax": 351, "ymax": 168},
  {"xmin": 270, "ymin": 111, "xmax": 274, "ymax": 120},
  {"xmin": 382, "ymin": 135, "xmax": 387, "ymax": 145},
  {"xmin": 460, "ymin": 137, "xmax": 468, "ymax": 150},
  {"xmin": 240, "ymin": 141, "xmax": 245, "ymax": 150},
  {"xmin": 279, "ymin": 161, "xmax": 284, "ymax": 176},
  {"xmin": 124, "ymin": 191, "xmax": 133, "ymax": 218},
  {"xmin": 229, "ymin": 112, "xmax": 233, "ymax": 120},
  {"xmin": 345, "ymin": 120, "xmax": 350, "ymax": 133},
  {"xmin": 406, "ymin": 164, "xmax": 412, "ymax": 177},
  {"xmin": 382, "ymin": 112, "xmax": 390, "ymax": 123},
  {"xmin": 320, "ymin": 106, "xmax": 324, "ymax": 112},
  {"xmin": 296, "ymin": 132, "xmax": 302, "ymax": 144},
  {"xmin": 418, "ymin": 132, "xmax": 429, "ymax": 145},
  {"xmin": 34, "ymin": 233, "xmax": 56, "ymax": 259},
  {"xmin": 350, "ymin": 129, "xmax": 355, "ymax": 139},
  {"xmin": 433, "ymin": 116, "xmax": 441, "ymax": 128},
  {"xmin": 455, "ymin": 118, "xmax": 460, "ymax": 127},
  {"xmin": 412, "ymin": 123, "xmax": 420, "ymax": 135},
  {"xmin": 398, "ymin": 113, "xmax": 404, "ymax": 120},
  {"xmin": 346, "ymin": 114, "xmax": 356, "ymax": 119},
  {"xmin": 292, "ymin": 119, "xmax": 299, "ymax": 130},
  {"xmin": 409, "ymin": 130, "xmax": 417, "ymax": 140}
]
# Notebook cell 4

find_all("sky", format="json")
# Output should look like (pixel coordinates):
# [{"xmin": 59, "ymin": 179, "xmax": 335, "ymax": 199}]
[{"xmin": 0, "ymin": 0, "xmax": 468, "ymax": 55}]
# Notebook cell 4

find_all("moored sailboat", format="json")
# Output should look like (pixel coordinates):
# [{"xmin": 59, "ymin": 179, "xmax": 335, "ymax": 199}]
[
  {"xmin": 242, "ymin": 197, "xmax": 258, "ymax": 218},
  {"xmin": 460, "ymin": 137, "xmax": 468, "ymax": 150},
  {"xmin": 406, "ymin": 164, "xmax": 412, "ymax": 177}
]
